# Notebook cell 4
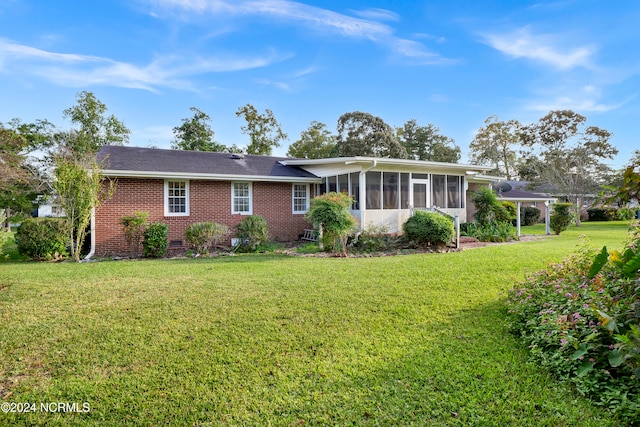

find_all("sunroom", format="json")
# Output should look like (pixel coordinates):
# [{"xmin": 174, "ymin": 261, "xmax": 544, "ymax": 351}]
[{"xmin": 280, "ymin": 157, "xmax": 494, "ymax": 233}]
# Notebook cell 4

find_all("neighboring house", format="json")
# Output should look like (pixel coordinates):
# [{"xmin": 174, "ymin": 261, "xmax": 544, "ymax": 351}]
[
  {"xmin": 493, "ymin": 180, "xmax": 557, "ymax": 235},
  {"xmin": 35, "ymin": 203, "xmax": 64, "ymax": 218},
  {"xmin": 92, "ymin": 146, "xmax": 494, "ymax": 257}
]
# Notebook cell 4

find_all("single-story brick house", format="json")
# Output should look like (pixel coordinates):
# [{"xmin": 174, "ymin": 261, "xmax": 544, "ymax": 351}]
[{"xmin": 91, "ymin": 146, "xmax": 495, "ymax": 257}]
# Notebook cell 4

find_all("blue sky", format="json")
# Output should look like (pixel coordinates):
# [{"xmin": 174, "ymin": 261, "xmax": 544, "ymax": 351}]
[{"xmin": 1, "ymin": 0, "xmax": 638, "ymax": 167}]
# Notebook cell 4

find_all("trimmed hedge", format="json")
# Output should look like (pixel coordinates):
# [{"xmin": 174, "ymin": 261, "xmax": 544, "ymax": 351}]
[
  {"xmin": 403, "ymin": 211, "xmax": 454, "ymax": 247},
  {"xmin": 550, "ymin": 203, "xmax": 574, "ymax": 235},
  {"xmin": 143, "ymin": 222, "xmax": 168, "ymax": 258},
  {"xmin": 521, "ymin": 206, "xmax": 541, "ymax": 226}
]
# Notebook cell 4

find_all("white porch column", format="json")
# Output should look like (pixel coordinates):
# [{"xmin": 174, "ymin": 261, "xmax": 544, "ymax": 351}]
[
  {"xmin": 516, "ymin": 201, "xmax": 521, "ymax": 238},
  {"xmin": 545, "ymin": 201, "xmax": 551, "ymax": 235},
  {"xmin": 359, "ymin": 171, "xmax": 367, "ymax": 229}
]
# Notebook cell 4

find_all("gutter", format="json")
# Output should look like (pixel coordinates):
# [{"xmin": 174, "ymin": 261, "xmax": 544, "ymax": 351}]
[{"xmin": 83, "ymin": 207, "xmax": 96, "ymax": 261}]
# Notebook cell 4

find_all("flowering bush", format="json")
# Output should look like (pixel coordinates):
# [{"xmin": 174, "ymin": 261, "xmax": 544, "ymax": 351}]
[{"xmin": 506, "ymin": 223, "xmax": 640, "ymax": 423}]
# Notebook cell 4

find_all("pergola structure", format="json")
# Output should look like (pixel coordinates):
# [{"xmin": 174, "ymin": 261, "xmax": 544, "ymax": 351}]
[{"xmin": 494, "ymin": 183, "xmax": 557, "ymax": 236}]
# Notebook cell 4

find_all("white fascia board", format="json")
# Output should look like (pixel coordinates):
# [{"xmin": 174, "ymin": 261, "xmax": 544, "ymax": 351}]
[
  {"xmin": 102, "ymin": 169, "xmax": 321, "ymax": 183},
  {"xmin": 498, "ymin": 197, "xmax": 558, "ymax": 202},
  {"xmin": 281, "ymin": 156, "xmax": 494, "ymax": 173}
]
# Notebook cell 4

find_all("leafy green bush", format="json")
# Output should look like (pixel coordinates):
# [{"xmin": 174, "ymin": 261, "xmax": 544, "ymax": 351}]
[
  {"xmin": 617, "ymin": 207, "xmax": 637, "ymax": 221},
  {"xmin": 461, "ymin": 221, "xmax": 517, "ymax": 242},
  {"xmin": 15, "ymin": 218, "xmax": 68, "ymax": 260},
  {"xmin": 587, "ymin": 207, "xmax": 610, "ymax": 221},
  {"xmin": 499, "ymin": 201, "xmax": 517, "ymax": 223},
  {"xmin": 506, "ymin": 225, "xmax": 640, "ymax": 423},
  {"xmin": 185, "ymin": 222, "xmax": 229, "ymax": 255},
  {"xmin": 142, "ymin": 222, "xmax": 168, "ymax": 258},
  {"xmin": 521, "ymin": 206, "xmax": 541, "ymax": 226},
  {"xmin": 0, "ymin": 211, "xmax": 8, "ymax": 258},
  {"xmin": 234, "ymin": 215, "xmax": 270, "ymax": 252},
  {"xmin": 472, "ymin": 188, "xmax": 508, "ymax": 225},
  {"xmin": 120, "ymin": 211, "xmax": 149, "ymax": 257},
  {"xmin": 352, "ymin": 224, "xmax": 394, "ymax": 253},
  {"xmin": 306, "ymin": 192, "xmax": 356, "ymax": 254},
  {"xmin": 550, "ymin": 202, "xmax": 574, "ymax": 235},
  {"xmin": 402, "ymin": 211, "xmax": 454, "ymax": 247}
]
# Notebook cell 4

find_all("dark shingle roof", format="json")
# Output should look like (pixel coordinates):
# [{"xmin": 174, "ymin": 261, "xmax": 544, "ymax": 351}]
[{"xmin": 97, "ymin": 146, "xmax": 318, "ymax": 180}]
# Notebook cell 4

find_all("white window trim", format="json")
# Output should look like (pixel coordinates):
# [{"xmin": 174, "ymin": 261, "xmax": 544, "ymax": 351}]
[
  {"xmin": 164, "ymin": 179, "xmax": 190, "ymax": 216},
  {"xmin": 232, "ymin": 182, "xmax": 253, "ymax": 215},
  {"xmin": 292, "ymin": 183, "xmax": 310, "ymax": 214}
]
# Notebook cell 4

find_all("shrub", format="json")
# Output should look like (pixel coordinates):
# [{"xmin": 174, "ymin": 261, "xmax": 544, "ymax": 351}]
[
  {"xmin": 352, "ymin": 224, "xmax": 393, "ymax": 253},
  {"xmin": 234, "ymin": 215, "xmax": 270, "ymax": 252},
  {"xmin": 550, "ymin": 202, "xmax": 574, "ymax": 235},
  {"xmin": 506, "ymin": 226, "xmax": 640, "ymax": 423},
  {"xmin": 15, "ymin": 218, "xmax": 68, "ymax": 260},
  {"xmin": 617, "ymin": 207, "xmax": 637, "ymax": 221},
  {"xmin": 461, "ymin": 221, "xmax": 517, "ymax": 243},
  {"xmin": 120, "ymin": 211, "xmax": 149, "ymax": 257},
  {"xmin": 402, "ymin": 211, "xmax": 454, "ymax": 247},
  {"xmin": 306, "ymin": 192, "xmax": 356, "ymax": 254},
  {"xmin": 185, "ymin": 222, "xmax": 229, "ymax": 255},
  {"xmin": 499, "ymin": 201, "xmax": 517, "ymax": 223},
  {"xmin": 521, "ymin": 206, "xmax": 541, "ymax": 226},
  {"xmin": 0, "ymin": 211, "xmax": 8, "ymax": 257},
  {"xmin": 142, "ymin": 222, "xmax": 168, "ymax": 258},
  {"xmin": 587, "ymin": 207, "xmax": 609, "ymax": 221}
]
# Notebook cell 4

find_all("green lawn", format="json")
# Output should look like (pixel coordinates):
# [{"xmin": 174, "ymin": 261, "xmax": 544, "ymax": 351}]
[{"xmin": 0, "ymin": 221, "xmax": 634, "ymax": 426}]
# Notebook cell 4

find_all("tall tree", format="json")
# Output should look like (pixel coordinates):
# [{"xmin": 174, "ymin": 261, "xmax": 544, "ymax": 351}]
[
  {"xmin": 520, "ymin": 110, "xmax": 617, "ymax": 225},
  {"xmin": 171, "ymin": 107, "xmax": 227, "ymax": 152},
  {"xmin": 53, "ymin": 155, "xmax": 114, "ymax": 262},
  {"xmin": 0, "ymin": 119, "xmax": 56, "ymax": 230},
  {"xmin": 398, "ymin": 120, "xmax": 460, "ymax": 163},
  {"xmin": 235, "ymin": 104, "xmax": 288, "ymax": 155},
  {"xmin": 62, "ymin": 91, "xmax": 130, "ymax": 157},
  {"xmin": 286, "ymin": 121, "xmax": 336, "ymax": 159},
  {"xmin": 334, "ymin": 111, "xmax": 407, "ymax": 158},
  {"xmin": 469, "ymin": 115, "xmax": 521, "ymax": 179}
]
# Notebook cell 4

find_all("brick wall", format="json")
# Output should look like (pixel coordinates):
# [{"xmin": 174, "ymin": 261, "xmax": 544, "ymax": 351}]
[{"xmin": 95, "ymin": 178, "xmax": 312, "ymax": 256}]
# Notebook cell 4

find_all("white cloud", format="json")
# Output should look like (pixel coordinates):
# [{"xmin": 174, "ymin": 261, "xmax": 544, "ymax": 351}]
[
  {"xmin": 351, "ymin": 8, "xmax": 400, "ymax": 22},
  {"xmin": 0, "ymin": 38, "xmax": 287, "ymax": 91},
  {"xmin": 148, "ymin": 0, "xmax": 451, "ymax": 64},
  {"xmin": 525, "ymin": 90, "xmax": 626, "ymax": 113},
  {"xmin": 482, "ymin": 27, "xmax": 596, "ymax": 70}
]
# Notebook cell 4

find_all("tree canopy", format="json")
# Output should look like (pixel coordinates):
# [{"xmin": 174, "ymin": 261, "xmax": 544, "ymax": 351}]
[
  {"xmin": 286, "ymin": 121, "xmax": 336, "ymax": 159},
  {"xmin": 171, "ymin": 107, "xmax": 227, "ymax": 152},
  {"xmin": 469, "ymin": 115, "xmax": 521, "ymax": 179},
  {"xmin": 397, "ymin": 120, "xmax": 460, "ymax": 163},
  {"xmin": 236, "ymin": 104, "xmax": 288, "ymax": 155},
  {"xmin": 61, "ymin": 91, "xmax": 130, "ymax": 157},
  {"xmin": 334, "ymin": 111, "xmax": 408, "ymax": 158},
  {"xmin": 520, "ymin": 110, "xmax": 617, "ymax": 224}
]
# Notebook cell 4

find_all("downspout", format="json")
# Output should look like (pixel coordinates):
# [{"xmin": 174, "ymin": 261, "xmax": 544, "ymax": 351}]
[
  {"xmin": 359, "ymin": 160, "xmax": 377, "ymax": 228},
  {"xmin": 83, "ymin": 207, "xmax": 96, "ymax": 261}
]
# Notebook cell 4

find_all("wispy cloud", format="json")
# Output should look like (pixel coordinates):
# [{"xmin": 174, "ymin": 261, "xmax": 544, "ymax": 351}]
[
  {"xmin": 0, "ymin": 38, "xmax": 287, "ymax": 91},
  {"xmin": 524, "ymin": 84, "xmax": 629, "ymax": 113},
  {"xmin": 351, "ymin": 8, "xmax": 400, "ymax": 22},
  {"xmin": 482, "ymin": 27, "xmax": 596, "ymax": 70},
  {"xmin": 148, "ymin": 0, "xmax": 451, "ymax": 65}
]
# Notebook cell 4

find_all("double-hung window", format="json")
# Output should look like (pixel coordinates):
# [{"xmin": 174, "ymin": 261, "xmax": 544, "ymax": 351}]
[
  {"xmin": 165, "ymin": 180, "xmax": 189, "ymax": 216},
  {"xmin": 292, "ymin": 184, "xmax": 309, "ymax": 214},
  {"xmin": 232, "ymin": 182, "xmax": 252, "ymax": 214}
]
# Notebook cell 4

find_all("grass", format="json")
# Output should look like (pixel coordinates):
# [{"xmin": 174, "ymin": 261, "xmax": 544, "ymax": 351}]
[{"xmin": 0, "ymin": 221, "xmax": 635, "ymax": 426}]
